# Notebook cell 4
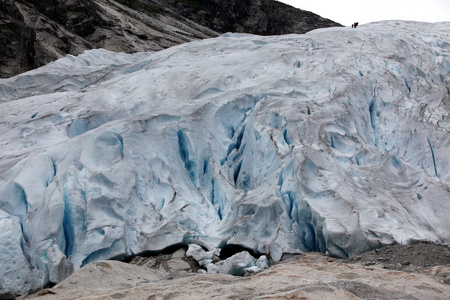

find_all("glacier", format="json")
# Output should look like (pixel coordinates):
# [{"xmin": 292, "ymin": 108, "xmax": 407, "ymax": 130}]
[{"xmin": 1, "ymin": 20, "xmax": 450, "ymax": 294}]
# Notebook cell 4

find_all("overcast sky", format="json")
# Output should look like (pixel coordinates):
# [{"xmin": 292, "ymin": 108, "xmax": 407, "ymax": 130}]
[{"xmin": 279, "ymin": 0, "xmax": 450, "ymax": 26}]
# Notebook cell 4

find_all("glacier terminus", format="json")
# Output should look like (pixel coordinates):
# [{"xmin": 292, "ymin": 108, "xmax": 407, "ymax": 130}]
[{"xmin": 0, "ymin": 20, "xmax": 450, "ymax": 294}]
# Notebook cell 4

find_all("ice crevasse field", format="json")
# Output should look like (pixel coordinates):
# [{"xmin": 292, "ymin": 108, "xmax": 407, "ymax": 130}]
[{"xmin": 0, "ymin": 20, "xmax": 450, "ymax": 294}]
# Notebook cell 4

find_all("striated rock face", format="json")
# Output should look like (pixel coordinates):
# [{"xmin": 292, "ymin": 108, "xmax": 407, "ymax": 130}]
[
  {"xmin": 0, "ymin": 0, "xmax": 341, "ymax": 78},
  {"xmin": 0, "ymin": 1, "xmax": 36, "ymax": 78},
  {"xmin": 0, "ymin": 0, "xmax": 219, "ymax": 78}
]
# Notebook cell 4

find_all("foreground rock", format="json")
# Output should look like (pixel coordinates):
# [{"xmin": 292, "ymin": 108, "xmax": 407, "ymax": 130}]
[{"xmin": 24, "ymin": 244, "xmax": 450, "ymax": 299}]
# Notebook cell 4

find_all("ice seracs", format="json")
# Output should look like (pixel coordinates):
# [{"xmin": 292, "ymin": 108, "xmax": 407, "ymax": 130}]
[
  {"xmin": 186, "ymin": 244, "xmax": 269, "ymax": 275},
  {"xmin": 0, "ymin": 20, "xmax": 450, "ymax": 294}
]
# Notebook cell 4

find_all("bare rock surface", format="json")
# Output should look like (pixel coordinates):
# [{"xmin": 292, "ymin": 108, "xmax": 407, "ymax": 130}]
[
  {"xmin": 168, "ymin": 0, "xmax": 341, "ymax": 35},
  {"xmin": 343, "ymin": 243, "xmax": 450, "ymax": 285},
  {"xmin": 0, "ymin": 289, "xmax": 17, "ymax": 300},
  {"xmin": 24, "ymin": 244, "xmax": 450, "ymax": 300}
]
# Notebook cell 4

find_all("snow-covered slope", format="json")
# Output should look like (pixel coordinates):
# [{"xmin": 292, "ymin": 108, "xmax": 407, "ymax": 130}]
[{"xmin": 1, "ymin": 21, "xmax": 450, "ymax": 294}]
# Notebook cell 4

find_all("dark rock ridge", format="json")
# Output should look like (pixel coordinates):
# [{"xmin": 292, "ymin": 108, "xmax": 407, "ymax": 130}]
[
  {"xmin": 0, "ymin": 0, "xmax": 341, "ymax": 78},
  {"xmin": 170, "ymin": 0, "xmax": 341, "ymax": 35},
  {"xmin": 0, "ymin": 1, "xmax": 36, "ymax": 78}
]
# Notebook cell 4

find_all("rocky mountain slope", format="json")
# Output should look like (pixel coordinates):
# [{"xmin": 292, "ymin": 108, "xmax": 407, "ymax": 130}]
[{"xmin": 0, "ymin": 0, "xmax": 341, "ymax": 78}]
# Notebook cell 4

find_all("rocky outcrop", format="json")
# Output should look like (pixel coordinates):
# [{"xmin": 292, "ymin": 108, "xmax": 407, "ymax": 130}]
[
  {"xmin": 0, "ymin": 1, "xmax": 36, "ymax": 78},
  {"xmin": 0, "ymin": 0, "xmax": 341, "ymax": 78},
  {"xmin": 23, "ymin": 244, "xmax": 450, "ymax": 299}
]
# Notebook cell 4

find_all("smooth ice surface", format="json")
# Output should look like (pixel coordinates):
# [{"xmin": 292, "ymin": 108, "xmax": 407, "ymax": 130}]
[{"xmin": 1, "ymin": 21, "xmax": 450, "ymax": 294}]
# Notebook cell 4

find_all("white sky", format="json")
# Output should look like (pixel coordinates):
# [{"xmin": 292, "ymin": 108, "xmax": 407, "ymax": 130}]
[{"xmin": 279, "ymin": 0, "xmax": 450, "ymax": 26}]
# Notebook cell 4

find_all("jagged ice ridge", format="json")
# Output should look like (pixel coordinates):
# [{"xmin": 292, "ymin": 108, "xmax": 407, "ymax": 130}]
[{"xmin": 0, "ymin": 21, "xmax": 450, "ymax": 294}]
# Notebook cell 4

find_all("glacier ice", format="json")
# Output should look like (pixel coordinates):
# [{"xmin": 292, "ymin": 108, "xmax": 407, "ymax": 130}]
[
  {"xmin": 186, "ymin": 244, "xmax": 217, "ymax": 267},
  {"xmin": 1, "ymin": 20, "xmax": 450, "ymax": 294},
  {"xmin": 186, "ymin": 243, "xmax": 269, "ymax": 275},
  {"xmin": 206, "ymin": 251, "xmax": 263, "ymax": 276}
]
